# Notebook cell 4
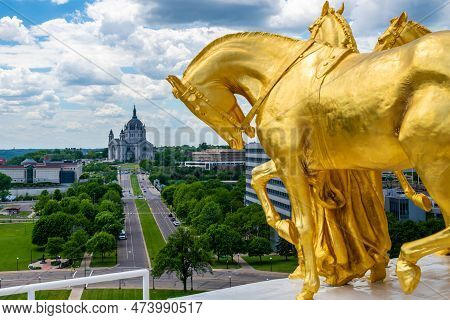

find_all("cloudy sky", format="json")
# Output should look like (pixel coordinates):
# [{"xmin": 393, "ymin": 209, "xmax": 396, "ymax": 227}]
[{"xmin": 0, "ymin": 0, "xmax": 448, "ymax": 148}]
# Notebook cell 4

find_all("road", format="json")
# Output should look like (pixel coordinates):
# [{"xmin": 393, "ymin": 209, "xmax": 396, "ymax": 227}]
[
  {"xmin": 0, "ymin": 266, "xmax": 287, "ymax": 291},
  {"xmin": 137, "ymin": 173, "xmax": 176, "ymax": 240},
  {"xmin": 117, "ymin": 173, "xmax": 149, "ymax": 269}
]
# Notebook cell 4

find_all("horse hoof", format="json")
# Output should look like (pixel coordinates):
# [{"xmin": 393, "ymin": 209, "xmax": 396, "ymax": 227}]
[
  {"xmin": 295, "ymin": 290, "xmax": 315, "ymax": 300},
  {"xmin": 369, "ymin": 262, "xmax": 386, "ymax": 283},
  {"xmin": 396, "ymin": 258, "xmax": 421, "ymax": 294},
  {"xmin": 289, "ymin": 265, "xmax": 305, "ymax": 279}
]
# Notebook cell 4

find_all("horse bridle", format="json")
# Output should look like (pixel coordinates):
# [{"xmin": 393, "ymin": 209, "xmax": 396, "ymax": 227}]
[{"xmin": 167, "ymin": 39, "xmax": 316, "ymax": 137}]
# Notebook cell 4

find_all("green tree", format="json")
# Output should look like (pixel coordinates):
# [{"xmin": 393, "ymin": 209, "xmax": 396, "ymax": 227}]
[
  {"xmin": 224, "ymin": 204, "xmax": 269, "ymax": 239},
  {"xmin": 32, "ymin": 212, "xmax": 76, "ymax": 246},
  {"xmin": 248, "ymin": 237, "xmax": 272, "ymax": 262},
  {"xmin": 63, "ymin": 230, "xmax": 89, "ymax": 263},
  {"xmin": 275, "ymin": 237, "xmax": 295, "ymax": 261},
  {"xmin": 203, "ymin": 224, "xmax": 243, "ymax": 261},
  {"xmin": 53, "ymin": 189, "xmax": 63, "ymax": 201},
  {"xmin": 0, "ymin": 172, "xmax": 12, "ymax": 201},
  {"xmin": 86, "ymin": 232, "xmax": 116, "ymax": 263},
  {"xmin": 80, "ymin": 199, "xmax": 97, "ymax": 221},
  {"xmin": 98, "ymin": 199, "xmax": 122, "ymax": 219},
  {"xmin": 101, "ymin": 189, "xmax": 121, "ymax": 204},
  {"xmin": 191, "ymin": 201, "xmax": 222, "ymax": 234},
  {"xmin": 161, "ymin": 184, "xmax": 177, "ymax": 205},
  {"xmin": 152, "ymin": 227, "xmax": 212, "ymax": 292},
  {"xmin": 94, "ymin": 211, "xmax": 122, "ymax": 236},
  {"xmin": 46, "ymin": 237, "xmax": 64, "ymax": 259},
  {"xmin": 41, "ymin": 200, "xmax": 61, "ymax": 216}
]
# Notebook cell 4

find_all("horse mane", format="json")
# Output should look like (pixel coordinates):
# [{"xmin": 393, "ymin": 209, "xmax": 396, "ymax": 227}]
[
  {"xmin": 183, "ymin": 32, "xmax": 299, "ymax": 78},
  {"xmin": 309, "ymin": 8, "xmax": 358, "ymax": 52}
]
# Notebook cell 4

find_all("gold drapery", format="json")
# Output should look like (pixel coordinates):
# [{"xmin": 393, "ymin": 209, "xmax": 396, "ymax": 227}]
[{"xmin": 310, "ymin": 170, "xmax": 391, "ymax": 286}]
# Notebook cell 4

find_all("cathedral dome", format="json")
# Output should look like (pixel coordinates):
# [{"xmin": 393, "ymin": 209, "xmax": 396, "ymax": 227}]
[{"xmin": 126, "ymin": 105, "xmax": 144, "ymax": 130}]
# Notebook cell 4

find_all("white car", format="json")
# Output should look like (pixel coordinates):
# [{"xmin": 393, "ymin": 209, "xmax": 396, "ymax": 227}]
[{"xmin": 172, "ymin": 220, "xmax": 181, "ymax": 227}]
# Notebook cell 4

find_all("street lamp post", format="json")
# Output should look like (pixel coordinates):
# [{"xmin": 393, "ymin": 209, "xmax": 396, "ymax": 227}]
[
  {"xmin": 270, "ymin": 257, "xmax": 273, "ymax": 272},
  {"xmin": 228, "ymin": 275, "xmax": 231, "ymax": 288},
  {"xmin": 16, "ymin": 257, "xmax": 19, "ymax": 271},
  {"xmin": 0, "ymin": 278, "xmax": 2, "ymax": 289}
]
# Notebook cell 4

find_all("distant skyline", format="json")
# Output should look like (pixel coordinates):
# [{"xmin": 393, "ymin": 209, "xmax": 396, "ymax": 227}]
[{"xmin": 0, "ymin": 0, "xmax": 448, "ymax": 148}]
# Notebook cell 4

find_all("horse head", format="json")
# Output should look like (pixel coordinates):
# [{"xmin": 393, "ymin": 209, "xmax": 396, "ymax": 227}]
[
  {"xmin": 166, "ymin": 71, "xmax": 255, "ymax": 150},
  {"xmin": 309, "ymin": 1, "xmax": 358, "ymax": 52},
  {"xmin": 374, "ymin": 12, "xmax": 431, "ymax": 51}
]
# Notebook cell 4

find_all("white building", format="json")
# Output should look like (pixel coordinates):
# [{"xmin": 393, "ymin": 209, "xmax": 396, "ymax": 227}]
[
  {"xmin": 245, "ymin": 143, "xmax": 291, "ymax": 218},
  {"xmin": 0, "ymin": 159, "xmax": 82, "ymax": 184},
  {"xmin": 108, "ymin": 106, "xmax": 154, "ymax": 162}
]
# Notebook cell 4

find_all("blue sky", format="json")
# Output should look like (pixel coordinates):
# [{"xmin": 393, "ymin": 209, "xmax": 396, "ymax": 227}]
[{"xmin": 0, "ymin": 0, "xmax": 448, "ymax": 148}]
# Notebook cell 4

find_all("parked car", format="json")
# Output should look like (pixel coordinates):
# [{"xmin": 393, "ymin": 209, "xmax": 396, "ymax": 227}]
[
  {"xmin": 172, "ymin": 220, "xmax": 181, "ymax": 226},
  {"xmin": 168, "ymin": 213, "xmax": 173, "ymax": 218},
  {"xmin": 170, "ymin": 217, "xmax": 176, "ymax": 221},
  {"xmin": 118, "ymin": 230, "xmax": 127, "ymax": 240}
]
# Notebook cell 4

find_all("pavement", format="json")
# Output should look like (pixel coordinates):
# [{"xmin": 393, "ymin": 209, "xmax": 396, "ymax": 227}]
[
  {"xmin": 118, "ymin": 173, "xmax": 150, "ymax": 269},
  {"xmin": 137, "ymin": 173, "xmax": 177, "ymax": 240}
]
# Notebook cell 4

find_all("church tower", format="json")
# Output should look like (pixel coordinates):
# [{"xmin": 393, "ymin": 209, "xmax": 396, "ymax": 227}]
[{"xmin": 109, "ymin": 129, "xmax": 114, "ymax": 142}]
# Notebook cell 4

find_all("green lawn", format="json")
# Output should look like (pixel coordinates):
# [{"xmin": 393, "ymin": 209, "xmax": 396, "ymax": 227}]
[
  {"xmin": 90, "ymin": 252, "xmax": 117, "ymax": 267},
  {"xmin": 135, "ymin": 199, "xmax": 165, "ymax": 263},
  {"xmin": 81, "ymin": 289, "xmax": 204, "ymax": 300},
  {"xmin": 211, "ymin": 257, "xmax": 241, "ymax": 269},
  {"xmin": 0, "ymin": 290, "xmax": 71, "ymax": 300},
  {"xmin": 119, "ymin": 163, "xmax": 138, "ymax": 171},
  {"xmin": 0, "ymin": 223, "xmax": 44, "ymax": 271},
  {"xmin": 243, "ymin": 255, "xmax": 298, "ymax": 273},
  {"xmin": 130, "ymin": 174, "xmax": 142, "ymax": 196}
]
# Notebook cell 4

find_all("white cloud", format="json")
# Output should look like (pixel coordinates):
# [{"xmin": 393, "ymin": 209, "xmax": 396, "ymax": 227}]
[
  {"xmin": 0, "ymin": 0, "xmax": 449, "ymax": 148},
  {"xmin": 0, "ymin": 16, "xmax": 34, "ymax": 44},
  {"xmin": 0, "ymin": 68, "xmax": 59, "ymax": 120},
  {"xmin": 94, "ymin": 103, "xmax": 125, "ymax": 117},
  {"xmin": 52, "ymin": 0, "xmax": 70, "ymax": 4}
]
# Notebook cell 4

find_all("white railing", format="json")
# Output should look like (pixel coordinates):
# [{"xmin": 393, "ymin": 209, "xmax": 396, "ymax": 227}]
[{"xmin": 0, "ymin": 269, "xmax": 149, "ymax": 300}]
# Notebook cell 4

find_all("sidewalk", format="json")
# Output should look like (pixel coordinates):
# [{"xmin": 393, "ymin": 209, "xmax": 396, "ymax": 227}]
[
  {"xmin": 233, "ymin": 255, "xmax": 255, "ymax": 270},
  {"xmin": 68, "ymin": 253, "xmax": 91, "ymax": 300}
]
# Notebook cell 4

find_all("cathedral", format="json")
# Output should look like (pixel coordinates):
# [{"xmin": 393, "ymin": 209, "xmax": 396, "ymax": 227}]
[{"xmin": 108, "ymin": 106, "xmax": 154, "ymax": 162}]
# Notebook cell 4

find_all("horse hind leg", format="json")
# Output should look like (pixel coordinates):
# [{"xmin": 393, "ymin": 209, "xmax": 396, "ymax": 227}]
[{"xmin": 396, "ymin": 85, "xmax": 450, "ymax": 294}]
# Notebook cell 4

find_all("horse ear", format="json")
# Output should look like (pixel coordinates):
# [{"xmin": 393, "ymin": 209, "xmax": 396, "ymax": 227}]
[
  {"xmin": 337, "ymin": 3, "xmax": 344, "ymax": 15},
  {"xmin": 397, "ymin": 11, "xmax": 408, "ymax": 25},
  {"xmin": 321, "ymin": 1, "xmax": 330, "ymax": 16},
  {"xmin": 166, "ymin": 75, "xmax": 187, "ymax": 99}
]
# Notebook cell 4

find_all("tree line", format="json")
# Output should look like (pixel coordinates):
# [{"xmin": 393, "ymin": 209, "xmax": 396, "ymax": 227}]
[{"xmin": 31, "ymin": 175, "xmax": 123, "ymax": 265}]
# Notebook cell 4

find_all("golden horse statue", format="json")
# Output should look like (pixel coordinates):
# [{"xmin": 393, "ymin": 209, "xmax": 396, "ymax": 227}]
[
  {"xmin": 167, "ymin": 6, "xmax": 450, "ymax": 299},
  {"xmin": 310, "ymin": 1, "xmax": 433, "ymax": 213}
]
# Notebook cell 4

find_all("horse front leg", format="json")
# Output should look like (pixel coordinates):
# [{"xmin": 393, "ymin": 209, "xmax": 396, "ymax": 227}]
[
  {"xmin": 280, "ymin": 162, "xmax": 319, "ymax": 300},
  {"xmin": 251, "ymin": 160, "xmax": 299, "ymax": 245}
]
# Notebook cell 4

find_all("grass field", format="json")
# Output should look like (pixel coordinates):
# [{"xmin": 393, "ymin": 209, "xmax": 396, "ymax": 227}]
[
  {"xmin": 81, "ymin": 289, "xmax": 204, "ymax": 300},
  {"xmin": 0, "ymin": 223, "xmax": 43, "ymax": 271},
  {"xmin": 90, "ymin": 252, "xmax": 117, "ymax": 267},
  {"xmin": 119, "ymin": 163, "xmax": 138, "ymax": 171},
  {"xmin": 130, "ymin": 174, "xmax": 142, "ymax": 196},
  {"xmin": 135, "ymin": 199, "xmax": 165, "ymax": 263},
  {"xmin": 211, "ymin": 257, "xmax": 241, "ymax": 269},
  {"xmin": 242, "ymin": 255, "xmax": 297, "ymax": 273},
  {"xmin": 0, "ymin": 290, "xmax": 71, "ymax": 300}
]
